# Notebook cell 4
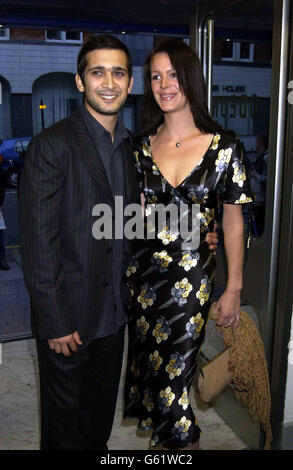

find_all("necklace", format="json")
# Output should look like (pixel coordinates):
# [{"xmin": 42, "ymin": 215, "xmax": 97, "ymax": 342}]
[{"xmin": 174, "ymin": 130, "xmax": 202, "ymax": 148}]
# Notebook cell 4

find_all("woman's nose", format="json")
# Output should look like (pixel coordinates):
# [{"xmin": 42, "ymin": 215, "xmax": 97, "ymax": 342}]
[{"xmin": 160, "ymin": 75, "xmax": 169, "ymax": 88}]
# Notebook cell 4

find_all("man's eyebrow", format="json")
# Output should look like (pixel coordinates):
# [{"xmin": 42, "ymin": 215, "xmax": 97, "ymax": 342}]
[{"xmin": 88, "ymin": 66, "xmax": 128, "ymax": 72}]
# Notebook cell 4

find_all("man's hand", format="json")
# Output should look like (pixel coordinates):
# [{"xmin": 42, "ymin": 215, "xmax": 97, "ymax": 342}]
[
  {"xmin": 48, "ymin": 331, "xmax": 83, "ymax": 357},
  {"xmin": 205, "ymin": 223, "xmax": 219, "ymax": 254}
]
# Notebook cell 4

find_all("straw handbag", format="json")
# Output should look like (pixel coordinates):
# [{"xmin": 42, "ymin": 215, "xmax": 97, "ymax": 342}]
[{"xmin": 198, "ymin": 347, "xmax": 233, "ymax": 402}]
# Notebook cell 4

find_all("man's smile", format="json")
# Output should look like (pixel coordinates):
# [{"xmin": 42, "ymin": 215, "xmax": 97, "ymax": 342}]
[{"xmin": 99, "ymin": 93, "xmax": 119, "ymax": 101}]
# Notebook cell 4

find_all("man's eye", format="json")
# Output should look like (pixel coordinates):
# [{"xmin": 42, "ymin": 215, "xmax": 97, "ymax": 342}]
[
  {"xmin": 114, "ymin": 71, "xmax": 126, "ymax": 77},
  {"xmin": 92, "ymin": 70, "xmax": 102, "ymax": 76}
]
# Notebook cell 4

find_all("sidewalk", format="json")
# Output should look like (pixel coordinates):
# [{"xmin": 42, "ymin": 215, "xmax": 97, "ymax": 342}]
[
  {"xmin": 0, "ymin": 250, "xmax": 32, "ymax": 342},
  {"xmin": 0, "ymin": 337, "xmax": 247, "ymax": 450},
  {"xmin": 0, "ymin": 249, "xmax": 248, "ymax": 450}
]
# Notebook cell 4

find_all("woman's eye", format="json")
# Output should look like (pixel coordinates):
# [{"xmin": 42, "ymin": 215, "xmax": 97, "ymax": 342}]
[
  {"xmin": 151, "ymin": 74, "xmax": 160, "ymax": 80},
  {"xmin": 170, "ymin": 72, "xmax": 178, "ymax": 79}
]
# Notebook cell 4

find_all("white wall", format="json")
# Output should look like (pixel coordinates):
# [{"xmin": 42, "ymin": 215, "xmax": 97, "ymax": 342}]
[{"xmin": 213, "ymin": 65, "xmax": 271, "ymax": 98}]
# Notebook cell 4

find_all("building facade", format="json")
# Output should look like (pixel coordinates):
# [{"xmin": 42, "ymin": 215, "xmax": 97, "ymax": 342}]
[{"xmin": 0, "ymin": 27, "xmax": 271, "ymax": 147}]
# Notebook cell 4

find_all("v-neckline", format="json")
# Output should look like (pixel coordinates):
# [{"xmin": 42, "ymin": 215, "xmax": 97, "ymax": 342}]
[{"xmin": 146, "ymin": 133, "xmax": 217, "ymax": 190}]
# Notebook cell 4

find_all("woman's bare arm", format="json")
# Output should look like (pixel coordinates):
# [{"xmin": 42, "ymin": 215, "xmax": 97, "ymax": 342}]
[{"xmin": 214, "ymin": 204, "xmax": 244, "ymax": 328}]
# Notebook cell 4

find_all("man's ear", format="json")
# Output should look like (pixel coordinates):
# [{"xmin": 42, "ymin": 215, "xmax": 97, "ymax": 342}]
[
  {"xmin": 75, "ymin": 74, "xmax": 85, "ymax": 93},
  {"xmin": 128, "ymin": 76, "xmax": 134, "ymax": 94}
]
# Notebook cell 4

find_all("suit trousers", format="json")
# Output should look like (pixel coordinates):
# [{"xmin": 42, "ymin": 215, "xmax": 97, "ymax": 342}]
[{"xmin": 36, "ymin": 324, "xmax": 125, "ymax": 450}]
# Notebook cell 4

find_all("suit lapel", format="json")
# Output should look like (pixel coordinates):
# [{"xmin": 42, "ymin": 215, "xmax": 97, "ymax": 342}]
[
  {"xmin": 122, "ymin": 138, "xmax": 141, "ymax": 206},
  {"xmin": 69, "ymin": 108, "xmax": 113, "ymax": 202}
]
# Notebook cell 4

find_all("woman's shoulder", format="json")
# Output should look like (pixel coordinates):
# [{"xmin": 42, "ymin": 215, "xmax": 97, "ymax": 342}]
[
  {"xmin": 133, "ymin": 134, "xmax": 151, "ymax": 154},
  {"xmin": 216, "ymin": 128, "xmax": 239, "ymax": 145}
]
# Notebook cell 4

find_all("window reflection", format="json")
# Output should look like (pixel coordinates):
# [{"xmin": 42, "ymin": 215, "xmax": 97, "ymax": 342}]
[{"xmin": 245, "ymin": 134, "xmax": 268, "ymax": 237}]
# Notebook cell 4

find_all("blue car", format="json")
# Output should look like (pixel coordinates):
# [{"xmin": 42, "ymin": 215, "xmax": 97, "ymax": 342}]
[{"xmin": 0, "ymin": 137, "xmax": 31, "ymax": 187}]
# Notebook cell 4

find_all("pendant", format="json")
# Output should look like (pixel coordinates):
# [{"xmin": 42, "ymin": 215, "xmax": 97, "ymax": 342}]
[{"xmin": 176, "ymin": 142, "xmax": 181, "ymax": 148}]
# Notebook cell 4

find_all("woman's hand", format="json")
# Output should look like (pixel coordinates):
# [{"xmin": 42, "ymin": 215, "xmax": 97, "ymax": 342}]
[
  {"xmin": 205, "ymin": 222, "xmax": 219, "ymax": 254},
  {"xmin": 214, "ymin": 289, "xmax": 241, "ymax": 328}
]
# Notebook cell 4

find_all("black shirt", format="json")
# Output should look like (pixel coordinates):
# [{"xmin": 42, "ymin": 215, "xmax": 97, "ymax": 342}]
[{"xmin": 80, "ymin": 104, "xmax": 130, "ymax": 338}]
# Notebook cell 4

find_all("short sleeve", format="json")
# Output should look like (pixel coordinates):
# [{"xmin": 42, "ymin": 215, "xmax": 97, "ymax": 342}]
[{"xmin": 221, "ymin": 138, "xmax": 255, "ymax": 205}]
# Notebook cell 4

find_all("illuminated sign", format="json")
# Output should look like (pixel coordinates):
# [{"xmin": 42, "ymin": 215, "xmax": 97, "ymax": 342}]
[{"xmin": 212, "ymin": 94, "xmax": 258, "ymax": 118}]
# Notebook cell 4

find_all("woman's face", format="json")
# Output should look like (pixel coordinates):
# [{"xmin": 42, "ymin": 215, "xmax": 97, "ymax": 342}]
[{"xmin": 150, "ymin": 52, "xmax": 189, "ymax": 114}]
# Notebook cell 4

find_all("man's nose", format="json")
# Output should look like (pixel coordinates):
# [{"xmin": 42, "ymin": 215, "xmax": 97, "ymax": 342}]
[{"xmin": 103, "ymin": 72, "xmax": 115, "ymax": 88}]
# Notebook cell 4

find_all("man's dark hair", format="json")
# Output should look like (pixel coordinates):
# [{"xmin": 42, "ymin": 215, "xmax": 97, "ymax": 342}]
[
  {"xmin": 77, "ymin": 34, "xmax": 133, "ymax": 82},
  {"xmin": 141, "ymin": 39, "xmax": 220, "ymax": 136}
]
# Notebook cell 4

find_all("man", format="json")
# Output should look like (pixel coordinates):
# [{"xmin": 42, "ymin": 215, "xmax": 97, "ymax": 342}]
[
  {"xmin": 19, "ymin": 34, "xmax": 218, "ymax": 450},
  {"xmin": 250, "ymin": 133, "xmax": 268, "ymax": 236},
  {"xmin": 0, "ymin": 162, "xmax": 10, "ymax": 270}
]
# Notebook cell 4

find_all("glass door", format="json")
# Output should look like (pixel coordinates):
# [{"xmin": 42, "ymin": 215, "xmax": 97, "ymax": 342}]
[{"xmin": 197, "ymin": 0, "xmax": 286, "ymax": 449}]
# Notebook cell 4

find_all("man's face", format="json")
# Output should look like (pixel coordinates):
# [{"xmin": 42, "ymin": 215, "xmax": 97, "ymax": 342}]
[
  {"xmin": 75, "ymin": 48, "xmax": 133, "ymax": 119},
  {"xmin": 255, "ymin": 138, "xmax": 262, "ymax": 153}
]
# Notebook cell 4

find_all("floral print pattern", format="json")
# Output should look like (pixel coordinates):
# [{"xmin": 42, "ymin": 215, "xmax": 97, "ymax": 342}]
[
  {"xmin": 140, "ymin": 417, "xmax": 153, "ymax": 431},
  {"xmin": 165, "ymin": 352, "xmax": 186, "ymax": 380},
  {"xmin": 148, "ymin": 350, "xmax": 163, "ymax": 374},
  {"xmin": 171, "ymin": 278, "xmax": 193, "ymax": 306},
  {"xmin": 137, "ymin": 283, "xmax": 156, "ymax": 309},
  {"xmin": 152, "ymin": 164, "xmax": 160, "ymax": 176},
  {"xmin": 136, "ymin": 315, "xmax": 150, "ymax": 340},
  {"xmin": 171, "ymin": 416, "xmax": 192, "ymax": 441},
  {"xmin": 197, "ymin": 208, "xmax": 214, "ymax": 228},
  {"xmin": 124, "ymin": 130, "xmax": 254, "ymax": 449},
  {"xmin": 178, "ymin": 251, "xmax": 200, "ymax": 271},
  {"xmin": 178, "ymin": 387, "xmax": 190, "ymax": 410},
  {"xmin": 186, "ymin": 313, "xmax": 205, "ymax": 339},
  {"xmin": 152, "ymin": 317, "xmax": 171, "ymax": 344},
  {"xmin": 215, "ymin": 147, "xmax": 233, "ymax": 173},
  {"xmin": 143, "ymin": 388, "xmax": 155, "ymax": 412},
  {"xmin": 126, "ymin": 257, "xmax": 139, "ymax": 277},
  {"xmin": 232, "ymin": 158, "xmax": 246, "ymax": 187},
  {"xmin": 157, "ymin": 225, "xmax": 179, "ymax": 245},
  {"xmin": 210, "ymin": 133, "xmax": 221, "ymax": 150},
  {"xmin": 158, "ymin": 386, "xmax": 175, "ymax": 414},
  {"xmin": 196, "ymin": 275, "xmax": 211, "ymax": 305},
  {"xmin": 152, "ymin": 250, "xmax": 173, "ymax": 271},
  {"xmin": 235, "ymin": 193, "xmax": 253, "ymax": 204},
  {"xmin": 187, "ymin": 185, "xmax": 209, "ymax": 203}
]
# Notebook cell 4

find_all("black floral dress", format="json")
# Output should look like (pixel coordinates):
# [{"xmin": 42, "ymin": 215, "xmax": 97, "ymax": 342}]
[{"xmin": 123, "ymin": 131, "xmax": 254, "ymax": 448}]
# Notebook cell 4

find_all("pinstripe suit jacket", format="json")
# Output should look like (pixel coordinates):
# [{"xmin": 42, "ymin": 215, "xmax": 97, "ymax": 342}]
[{"xmin": 19, "ymin": 107, "xmax": 140, "ymax": 346}]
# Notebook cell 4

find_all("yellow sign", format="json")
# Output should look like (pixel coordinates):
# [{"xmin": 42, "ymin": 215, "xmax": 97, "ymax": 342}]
[{"xmin": 39, "ymin": 104, "xmax": 46, "ymax": 109}]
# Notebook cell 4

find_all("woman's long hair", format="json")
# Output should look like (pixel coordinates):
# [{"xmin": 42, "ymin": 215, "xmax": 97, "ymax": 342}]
[{"xmin": 140, "ymin": 39, "xmax": 220, "ymax": 136}]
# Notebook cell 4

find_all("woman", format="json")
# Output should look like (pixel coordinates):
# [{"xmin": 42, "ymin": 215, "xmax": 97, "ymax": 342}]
[{"xmin": 123, "ymin": 39, "xmax": 253, "ymax": 450}]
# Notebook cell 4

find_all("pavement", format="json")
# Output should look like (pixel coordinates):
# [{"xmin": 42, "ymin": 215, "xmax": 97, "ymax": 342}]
[
  {"xmin": 0, "ymin": 249, "xmax": 32, "ymax": 342},
  {"xmin": 0, "ymin": 247, "xmax": 249, "ymax": 450}
]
